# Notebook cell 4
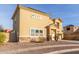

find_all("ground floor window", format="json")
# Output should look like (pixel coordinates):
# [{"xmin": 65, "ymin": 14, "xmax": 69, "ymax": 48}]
[
  {"xmin": 40, "ymin": 30, "xmax": 43, "ymax": 36},
  {"xmin": 31, "ymin": 29, "xmax": 35, "ymax": 36},
  {"xmin": 30, "ymin": 28, "xmax": 43, "ymax": 36}
]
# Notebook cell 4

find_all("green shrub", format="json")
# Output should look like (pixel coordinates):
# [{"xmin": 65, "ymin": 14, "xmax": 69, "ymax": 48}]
[
  {"xmin": 0, "ymin": 30, "xmax": 4, "ymax": 32},
  {"xmin": 0, "ymin": 32, "xmax": 6, "ymax": 43}
]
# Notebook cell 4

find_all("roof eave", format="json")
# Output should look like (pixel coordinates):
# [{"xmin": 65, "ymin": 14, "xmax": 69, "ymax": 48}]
[{"xmin": 11, "ymin": 5, "xmax": 20, "ymax": 20}]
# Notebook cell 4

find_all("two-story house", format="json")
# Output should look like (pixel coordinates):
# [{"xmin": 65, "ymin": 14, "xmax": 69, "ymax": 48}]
[{"xmin": 10, "ymin": 5, "xmax": 63, "ymax": 42}]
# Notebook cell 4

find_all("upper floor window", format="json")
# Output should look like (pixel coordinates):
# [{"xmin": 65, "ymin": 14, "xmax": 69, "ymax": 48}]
[{"xmin": 31, "ymin": 14, "xmax": 42, "ymax": 19}]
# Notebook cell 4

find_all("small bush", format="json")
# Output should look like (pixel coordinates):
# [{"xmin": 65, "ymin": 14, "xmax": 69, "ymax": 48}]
[
  {"xmin": 35, "ymin": 37, "xmax": 45, "ymax": 43},
  {"xmin": 0, "ymin": 32, "xmax": 6, "ymax": 43}
]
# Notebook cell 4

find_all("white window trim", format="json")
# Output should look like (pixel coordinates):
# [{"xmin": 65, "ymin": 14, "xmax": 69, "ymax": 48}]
[
  {"xmin": 30, "ymin": 27, "xmax": 44, "ymax": 37},
  {"xmin": 31, "ymin": 14, "xmax": 42, "ymax": 20}
]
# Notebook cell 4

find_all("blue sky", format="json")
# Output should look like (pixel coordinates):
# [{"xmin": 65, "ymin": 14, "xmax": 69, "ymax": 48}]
[{"xmin": 0, "ymin": 4, "xmax": 79, "ymax": 29}]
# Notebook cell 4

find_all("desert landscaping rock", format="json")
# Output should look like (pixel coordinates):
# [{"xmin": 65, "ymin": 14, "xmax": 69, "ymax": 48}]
[{"xmin": 0, "ymin": 40, "xmax": 79, "ymax": 53}]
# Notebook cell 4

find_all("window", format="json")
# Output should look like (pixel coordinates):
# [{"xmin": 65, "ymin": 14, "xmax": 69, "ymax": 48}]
[
  {"xmin": 32, "ymin": 14, "xmax": 36, "ymax": 19},
  {"xmin": 36, "ymin": 30, "xmax": 39, "ymax": 33},
  {"xmin": 67, "ymin": 27, "xmax": 70, "ymax": 31},
  {"xmin": 31, "ymin": 29, "xmax": 43, "ymax": 36},
  {"xmin": 40, "ymin": 30, "xmax": 43, "ymax": 36},
  {"xmin": 31, "ymin": 29, "xmax": 35, "ymax": 36},
  {"xmin": 40, "ymin": 30, "xmax": 43, "ymax": 33},
  {"xmin": 36, "ymin": 30, "xmax": 39, "ymax": 36},
  {"xmin": 31, "ymin": 14, "xmax": 42, "ymax": 19}
]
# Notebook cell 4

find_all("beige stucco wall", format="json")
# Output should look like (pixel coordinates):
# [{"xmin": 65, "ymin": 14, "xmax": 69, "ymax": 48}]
[{"xmin": 19, "ymin": 8, "xmax": 53, "ymax": 38}]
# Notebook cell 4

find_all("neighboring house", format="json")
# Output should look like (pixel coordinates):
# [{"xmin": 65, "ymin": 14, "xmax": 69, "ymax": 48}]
[
  {"xmin": 64, "ymin": 25, "xmax": 79, "ymax": 34},
  {"xmin": 4, "ymin": 29, "xmax": 12, "ymax": 33},
  {"xmin": 63, "ymin": 25, "xmax": 79, "ymax": 40},
  {"xmin": 10, "ymin": 5, "xmax": 63, "ymax": 42}
]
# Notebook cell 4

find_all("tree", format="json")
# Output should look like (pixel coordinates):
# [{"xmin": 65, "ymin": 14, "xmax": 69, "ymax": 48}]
[{"xmin": 0, "ymin": 25, "xmax": 4, "ymax": 32}]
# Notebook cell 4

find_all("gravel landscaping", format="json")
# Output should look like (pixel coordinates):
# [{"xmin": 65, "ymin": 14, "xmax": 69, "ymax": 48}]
[{"xmin": 0, "ymin": 40, "xmax": 79, "ymax": 53}]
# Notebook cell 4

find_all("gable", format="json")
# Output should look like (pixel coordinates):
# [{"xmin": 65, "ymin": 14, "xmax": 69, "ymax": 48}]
[
  {"xmin": 20, "ymin": 8, "xmax": 53, "ymax": 27},
  {"xmin": 12, "ymin": 5, "xmax": 49, "ymax": 19}
]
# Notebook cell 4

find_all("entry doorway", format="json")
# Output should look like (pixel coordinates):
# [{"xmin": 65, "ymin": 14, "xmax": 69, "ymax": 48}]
[
  {"xmin": 58, "ymin": 34, "xmax": 62, "ymax": 40},
  {"xmin": 51, "ymin": 29, "xmax": 56, "ymax": 41}
]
